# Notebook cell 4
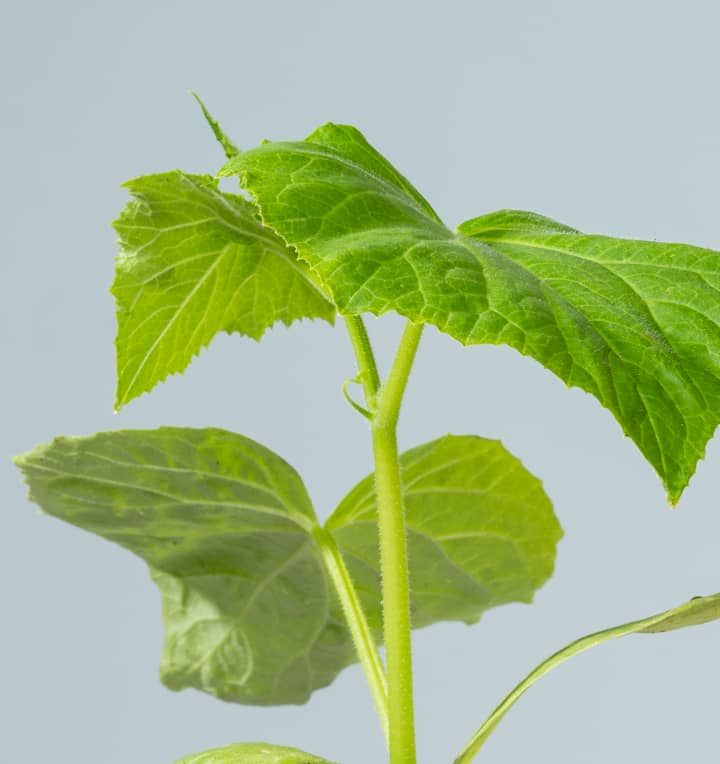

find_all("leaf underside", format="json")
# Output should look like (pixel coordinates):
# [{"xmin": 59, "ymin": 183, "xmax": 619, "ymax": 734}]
[
  {"xmin": 15, "ymin": 429, "xmax": 561, "ymax": 705},
  {"xmin": 174, "ymin": 742, "xmax": 337, "ymax": 764},
  {"xmin": 112, "ymin": 172, "xmax": 335, "ymax": 410},
  {"xmin": 15, "ymin": 428, "xmax": 354, "ymax": 705},
  {"xmin": 223, "ymin": 123, "xmax": 720, "ymax": 502},
  {"xmin": 327, "ymin": 434, "xmax": 562, "ymax": 630}
]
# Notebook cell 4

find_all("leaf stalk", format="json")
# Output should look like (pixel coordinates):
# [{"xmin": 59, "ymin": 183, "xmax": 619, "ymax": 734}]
[
  {"xmin": 313, "ymin": 526, "xmax": 389, "ymax": 742},
  {"xmin": 374, "ymin": 322, "xmax": 423, "ymax": 432},
  {"xmin": 452, "ymin": 602, "xmax": 703, "ymax": 764},
  {"xmin": 344, "ymin": 316, "xmax": 381, "ymax": 412}
]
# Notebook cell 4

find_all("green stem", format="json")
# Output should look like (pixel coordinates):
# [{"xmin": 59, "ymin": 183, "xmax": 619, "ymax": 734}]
[
  {"xmin": 344, "ymin": 316, "xmax": 381, "ymax": 410},
  {"xmin": 375, "ymin": 321, "xmax": 424, "ymax": 431},
  {"xmin": 313, "ymin": 526, "xmax": 389, "ymax": 743},
  {"xmin": 344, "ymin": 316, "xmax": 424, "ymax": 764},
  {"xmin": 452, "ymin": 606, "xmax": 688, "ymax": 764},
  {"xmin": 371, "ymin": 425, "xmax": 416, "ymax": 764},
  {"xmin": 372, "ymin": 321, "xmax": 424, "ymax": 764}
]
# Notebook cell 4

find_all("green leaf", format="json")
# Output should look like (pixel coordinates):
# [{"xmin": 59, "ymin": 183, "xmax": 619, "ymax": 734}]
[
  {"xmin": 326, "ymin": 435, "xmax": 562, "ymax": 630},
  {"xmin": 112, "ymin": 172, "xmax": 335, "ymax": 409},
  {"xmin": 223, "ymin": 124, "xmax": 720, "ymax": 501},
  {"xmin": 453, "ymin": 592, "xmax": 720, "ymax": 764},
  {"xmin": 175, "ymin": 742, "xmax": 338, "ymax": 764},
  {"xmin": 638, "ymin": 592, "xmax": 720, "ymax": 632},
  {"xmin": 14, "ymin": 428, "xmax": 355, "ymax": 705}
]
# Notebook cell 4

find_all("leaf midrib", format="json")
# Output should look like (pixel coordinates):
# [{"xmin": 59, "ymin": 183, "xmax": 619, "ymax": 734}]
[
  {"xmin": 22, "ymin": 461, "xmax": 314, "ymax": 531},
  {"xmin": 246, "ymin": 141, "xmax": 440, "ymax": 223},
  {"xmin": 119, "ymin": 245, "xmax": 227, "ymax": 402}
]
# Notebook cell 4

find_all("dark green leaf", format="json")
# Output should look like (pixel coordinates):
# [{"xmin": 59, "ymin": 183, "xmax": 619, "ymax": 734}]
[
  {"xmin": 15, "ymin": 428, "xmax": 354, "ymax": 705},
  {"xmin": 223, "ymin": 124, "xmax": 720, "ymax": 501},
  {"xmin": 326, "ymin": 435, "xmax": 561, "ymax": 630},
  {"xmin": 112, "ymin": 172, "xmax": 335, "ymax": 409},
  {"xmin": 175, "ymin": 742, "xmax": 338, "ymax": 764}
]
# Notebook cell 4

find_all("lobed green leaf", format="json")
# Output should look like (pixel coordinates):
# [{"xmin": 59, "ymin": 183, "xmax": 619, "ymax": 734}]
[
  {"xmin": 175, "ymin": 742, "xmax": 337, "ymax": 764},
  {"xmin": 327, "ymin": 435, "xmax": 562, "ymax": 629},
  {"xmin": 223, "ymin": 124, "xmax": 720, "ymax": 502},
  {"xmin": 15, "ymin": 428, "xmax": 354, "ymax": 705},
  {"xmin": 112, "ymin": 172, "xmax": 335, "ymax": 409}
]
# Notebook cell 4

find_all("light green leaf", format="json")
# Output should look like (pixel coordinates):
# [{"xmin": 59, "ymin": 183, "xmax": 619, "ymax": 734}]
[
  {"xmin": 175, "ymin": 742, "xmax": 338, "ymax": 764},
  {"xmin": 453, "ymin": 592, "xmax": 720, "ymax": 764},
  {"xmin": 14, "ymin": 428, "xmax": 355, "ymax": 705},
  {"xmin": 223, "ymin": 124, "xmax": 720, "ymax": 501},
  {"xmin": 638, "ymin": 592, "xmax": 720, "ymax": 632},
  {"xmin": 112, "ymin": 172, "xmax": 335, "ymax": 409},
  {"xmin": 326, "ymin": 435, "xmax": 562, "ymax": 630}
]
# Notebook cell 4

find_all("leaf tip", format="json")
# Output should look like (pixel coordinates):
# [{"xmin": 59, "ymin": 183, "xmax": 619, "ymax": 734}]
[
  {"xmin": 11, "ymin": 451, "xmax": 27, "ymax": 471},
  {"xmin": 113, "ymin": 388, "xmax": 128, "ymax": 414},
  {"xmin": 665, "ymin": 479, "xmax": 687, "ymax": 508},
  {"xmin": 190, "ymin": 91, "xmax": 240, "ymax": 160}
]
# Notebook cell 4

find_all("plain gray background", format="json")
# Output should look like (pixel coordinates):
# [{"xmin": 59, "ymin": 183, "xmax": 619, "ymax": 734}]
[{"xmin": 3, "ymin": 1, "xmax": 720, "ymax": 762}]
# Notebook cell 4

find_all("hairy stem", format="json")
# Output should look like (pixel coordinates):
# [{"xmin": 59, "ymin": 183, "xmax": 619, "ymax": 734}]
[
  {"xmin": 374, "ymin": 321, "xmax": 423, "ymax": 431},
  {"xmin": 373, "ymin": 320, "xmax": 423, "ymax": 764},
  {"xmin": 344, "ymin": 316, "xmax": 381, "ymax": 410},
  {"xmin": 344, "ymin": 316, "xmax": 423, "ymax": 764},
  {"xmin": 371, "ymin": 423, "xmax": 416, "ymax": 764},
  {"xmin": 313, "ymin": 526, "xmax": 388, "ymax": 742}
]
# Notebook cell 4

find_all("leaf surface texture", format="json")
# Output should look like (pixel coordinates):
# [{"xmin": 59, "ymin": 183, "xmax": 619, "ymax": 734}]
[
  {"xmin": 113, "ymin": 172, "xmax": 335, "ymax": 408},
  {"xmin": 15, "ymin": 428, "xmax": 352, "ymax": 705},
  {"xmin": 224, "ymin": 125, "xmax": 720, "ymax": 500}
]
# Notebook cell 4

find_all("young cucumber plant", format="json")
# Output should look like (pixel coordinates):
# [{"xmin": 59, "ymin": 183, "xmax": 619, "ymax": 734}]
[{"xmin": 15, "ymin": 97, "xmax": 720, "ymax": 764}]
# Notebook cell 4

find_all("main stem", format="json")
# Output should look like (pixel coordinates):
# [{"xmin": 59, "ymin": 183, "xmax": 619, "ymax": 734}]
[{"xmin": 346, "ymin": 317, "xmax": 424, "ymax": 764}]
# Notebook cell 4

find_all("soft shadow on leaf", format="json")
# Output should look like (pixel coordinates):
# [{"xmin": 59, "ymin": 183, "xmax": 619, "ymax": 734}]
[
  {"xmin": 327, "ymin": 434, "xmax": 562, "ymax": 630},
  {"xmin": 15, "ymin": 428, "xmax": 354, "ymax": 705},
  {"xmin": 223, "ymin": 123, "xmax": 720, "ymax": 502}
]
